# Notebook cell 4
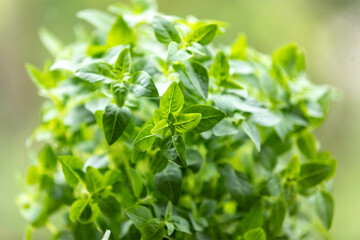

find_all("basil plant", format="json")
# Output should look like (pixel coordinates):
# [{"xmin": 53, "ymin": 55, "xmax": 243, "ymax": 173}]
[{"xmin": 18, "ymin": 0, "xmax": 338, "ymax": 239}]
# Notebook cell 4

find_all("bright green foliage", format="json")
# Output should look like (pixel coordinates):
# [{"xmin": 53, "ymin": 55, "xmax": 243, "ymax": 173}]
[{"xmin": 18, "ymin": 0, "xmax": 338, "ymax": 239}]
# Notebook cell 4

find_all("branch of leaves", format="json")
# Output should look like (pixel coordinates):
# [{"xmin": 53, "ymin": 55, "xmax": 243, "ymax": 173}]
[
  {"xmin": 58, "ymin": 156, "xmax": 122, "ymax": 223},
  {"xmin": 133, "ymin": 82, "xmax": 225, "ymax": 167},
  {"xmin": 153, "ymin": 16, "xmax": 218, "ymax": 50},
  {"xmin": 75, "ymin": 47, "xmax": 159, "ymax": 108},
  {"xmin": 124, "ymin": 202, "xmax": 191, "ymax": 240},
  {"xmin": 26, "ymin": 144, "xmax": 57, "ymax": 188}
]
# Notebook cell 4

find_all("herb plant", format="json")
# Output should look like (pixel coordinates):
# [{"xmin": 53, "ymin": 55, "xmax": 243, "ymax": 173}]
[{"xmin": 18, "ymin": 0, "xmax": 338, "ymax": 239}]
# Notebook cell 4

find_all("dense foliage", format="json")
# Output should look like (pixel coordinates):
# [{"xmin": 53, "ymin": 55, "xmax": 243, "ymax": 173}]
[{"xmin": 18, "ymin": 0, "xmax": 338, "ymax": 239}]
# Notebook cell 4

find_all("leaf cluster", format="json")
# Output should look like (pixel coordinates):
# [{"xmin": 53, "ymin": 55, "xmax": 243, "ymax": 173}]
[{"xmin": 19, "ymin": 0, "xmax": 338, "ymax": 239}]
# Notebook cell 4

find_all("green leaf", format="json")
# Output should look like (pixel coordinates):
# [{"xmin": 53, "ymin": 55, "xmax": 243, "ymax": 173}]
[
  {"xmin": 141, "ymin": 219, "xmax": 165, "ymax": 240},
  {"xmin": 115, "ymin": 47, "xmax": 131, "ymax": 77},
  {"xmin": 85, "ymin": 166, "xmax": 104, "ymax": 193},
  {"xmin": 107, "ymin": 15, "xmax": 133, "ymax": 46},
  {"xmin": 174, "ymin": 113, "xmax": 201, "ymax": 133},
  {"xmin": 230, "ymin": 33, "xmax": 247, "ymax": 60},
  {"xmin": 159, "ymin": 82, "xmax": 184, "ymax": 117},
  {"xmin": 315, "ymin": 191, "xmax": 334, "ymax": 229},
  {"xmin": 130, "ymin": 71, "xmax": 159, "ymax": 97},
  {"xmin": 183, "ymin": 105, "xmax": 225, "ymax": 132},
  {"xmin": 128, "ymin": 168, "xmax": 143, "ymax": 197},
  {"xmin": 125, "ymin": 206, "xmax": 153, "ymax": 231},
  {"xmin": 283, "ymin": 181, "xmax": 297, "ymax": 207},
  {"xmin": 239, "ymin": 201, "xmax": 263, "ymax": 234},
  {"xmin": 188, "ymin": 24, "xmax": 218, "ymax": 45},
  {"xmin": 77, "ymin": 9, "xmax": 115, "ymax": 30},
  {"xmin": 153, "ymin": 16, "xmax": 181, "ymax": 44},
  {"xmin": 150, "ymin": 151, "xmax": 168, "ymax": 174},
  {"xmin": 185, "ymin": 61, "xmax": 209, "ymax": 100},
  {"xmin": 161, "ymin": 135, "xmax": 187, "ymax": 167},
  {"xmin": 210, "ymin": 51, "xmax": 229, "ymax": 84},
  {"xmin": 97, "ymin": 195, "xmax": 121, "ymax": 218},
  {"xmin": 267, "ymin": 199, "xmax": 286, "ymax": 235},
  {"xmin": 104, "ymin": 169, "xmax": 122, "ymax": 186},
  {"xmin": 151, "ymin": 119, "xmax": 169, "ymax": 138},
  {"xmin": 58, "ymin": 156, "xmax": 84, "ymax": 188},
  {"xmin": 69, "ymin": 198, "xmax": 89, "ymax": 222},
  {"xmin": 297, "ymin": 131, "xmax": 317, "ymax": 160},
  {"xmin": 242, "ymin": 121, "xmax": 261, "ymax": 151},
  {"xmin": 169, "ymin": 216, "xmax": 191, "ymax": 234},
  {"xmin": 26, "ymin": 166, "xmax": 40, "ymax": 185},
  {"xmin": 134, "ymin": 124, "xmax": 156, "ymax": 151},
  {"xmin": 102, "ymin": 104, "xmax": 131, "ymax": 145},
  {"xmin": 39, "ymin": 28, "xmax": 64, "ymax": 57},
  {"xmin": 112, "ymin": 82, "xmax": 129, "ymax": 108},
  {"xmin": 218, "ymin": 164, "xmax": 255, "ymax": 210},
  {"xmin": 243, "ymin": 228, "xmax": 266, "ymax": 240},
  {"xmin": 273, "ymin": 43, "xmax": 305, "ymax": 77},
  {"xmin": 286, "ymin": 156, "xmax": 300, "ymax": 180},
  {"xmin": 38, "ymin": 144, "xmax": 57, "ymax": 171},
  {"xmin": 155, "ymin": 164, "xmax": 182, "ymax": 205},
  {"xmin": 167, "ymin": 42, "xmax": 192, "ymax": 61},
  {"xmin": 298, "ymin": 163, "xmax": 332, "ymax": 189},
  {"xmin": 75, "ymin": 62, "xmax": 115, "ymax": 83}
]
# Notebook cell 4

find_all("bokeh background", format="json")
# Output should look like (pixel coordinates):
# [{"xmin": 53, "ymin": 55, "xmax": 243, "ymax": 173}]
[{"xmin": 0, "ymin": 0, "xmax": 359, "ymax": 239}]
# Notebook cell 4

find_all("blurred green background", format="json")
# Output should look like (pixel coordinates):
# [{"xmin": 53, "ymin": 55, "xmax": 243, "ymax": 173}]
[{"xmin": 0, "ymin": 0, "xmax": 359, "ymax": 239}]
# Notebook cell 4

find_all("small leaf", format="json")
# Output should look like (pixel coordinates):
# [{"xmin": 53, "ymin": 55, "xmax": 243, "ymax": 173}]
[
  {"xmin": 174, "ymin": 113, "xmax": 201, "ymax": 133},
  {"xmin": 134, "ymin": 124, "xmax": 156, "ymax": 151},
  {"xmin": 230, "ymin": 33, "xmax": 247, "ymax": 60},
  {"xmin": 159, "ymin": 82, "xmax": 184, "ymax": 117},
  {"xmin": 77, "ymin": 9, "xmax": 115, "ymax": 30},
  {"xmin": 188, "ymin": 24, "xmax": 218, "ymax": 45},
  {"xmin": 85, "ymin": 166, "xmax": 104, "ymax": 193},
  {"xmin": 242, "ymin": 121, "xmax": 261, "ymax": 151},
  {"xmin": 70, "ymin": 198, "xmax": 89, "ymax": 222},
  {"xmin": 102, "ymin": 104, "xmax": 131, "ymax": 145},
  {"xmin": 112, "ymin": 82, "xmax": 129, "ymax": 108},
  {"xmin": 39, "ymin": 28, "xmax": 64, "ymax": 57},
  {"xmin": 115, "ymin": 47, "xmax": 131, "ymax": 77},
  {"xmin": 151, "ymin": 119, "xmax": 169, "ymax": 138},
  {"xmin": 167, "ymin": 42, "xmax": 192, "ymax": 61},
  {"xmin": 153, "ymin": 16, "xmax": 181, "ymax": 44},
  {"xmin": 141, "ymin": 219, "xmax": 165, "ymax": 240},
  {"xmin": 286, "ymin": 156, "xmax": 300, "ymax": 180},
  {"xmin": 38, "ymin": 144, "xmax": 57, "ymax": 171},
  {"xmin": 26, "ymin": 166, "xmax": 40, "ymax": 185},
  {"xmin": 75, "ymin": 62, "xmax": 115, "ymax": 83},
  {"xmin": 297, "ymin": 131, "xmax": 317, "ymax": 160},
  {"xmin": 183, "ymin": 105, "xmax": 225, "ymax": 132},
  {"xmin": 150, "ymin": 151, "xmax": 168, "ymax": 174},
  {"xmin": 268, "ymin": 198, "xmax": 286, "ymax": 235},
  {"xmin": 107, "ymin": 16, "xmax": 133, "ymax": 46},
  {"xmin": 58, "ymin": 156, "xmax": 84, "ymax": 188},
  {"xmin": 155, "ymin": 164, "xmax": 182, "ymax": 205},
  {"xmin": 243, "ymin": 228, "xmax": 266, "ymax": 240},
  {"xmin": 161, "ymin": 136, "xmax": 187, "ymax": 167},
  {"xmin": 97, "ymin": 195, "xmax": 121, "ymax": 218},
  {"xmin": 298, "ymin": 163, "xmax": 332, "ymax": 188},
  {"xmin": 125, "ymin": 206, "xmax": 153, "ymax": 231},
  {"xmin": 130, "ymin": 71, "xmax": 159, "ymax": 97},
  {"xmin": 315, "ymin": 191, "xmax": 334, "ymax": 229},
  {"xmin": 239, "ymin": 201, "xmax": 263, "ymax": 234},
  {"xmin": 128, "ymin": 168, "xmax": 143, "ymax": 197},
  {"xmin": 210, "ymin": 51, "xmax": 229, "ymax": 85},
  {"xmin": 169, "ymin": 215, "xmax": 191, "ymax": 234},
  {"xmin": 185, "ymin": 61, "xmax": 209, "ymax": 100},
  {"xmin": 218, "ymin": 164, "xmax": 256, "ymax": 210}
]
